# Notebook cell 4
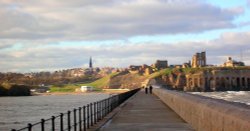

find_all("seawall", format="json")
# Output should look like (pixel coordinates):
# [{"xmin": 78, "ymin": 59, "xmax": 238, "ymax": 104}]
[{"xmin": 153, "ymin": 88, "xmax": 250, "ymax": 131}]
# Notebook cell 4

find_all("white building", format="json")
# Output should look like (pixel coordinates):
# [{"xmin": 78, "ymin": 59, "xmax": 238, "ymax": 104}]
[{"xmin": 80, "ymin": 86, "xmax": 93, "ymax": 92}]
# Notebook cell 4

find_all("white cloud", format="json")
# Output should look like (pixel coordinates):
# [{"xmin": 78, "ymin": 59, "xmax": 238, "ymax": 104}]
[
  {"xmin": 0, "ymin": 0, "xmax": 243, "ymax": 41},
  {"xmin": 0, "ymin": 0, "xmax": 248, "ymax": 72},
  {"xmin": 1, "ymin": 32, "xmax": 250, "ymax": 72}
]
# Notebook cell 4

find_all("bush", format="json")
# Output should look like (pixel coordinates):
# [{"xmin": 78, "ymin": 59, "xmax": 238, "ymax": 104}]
[
  {"xmin": 0, "ymin": 86, "xmax": 8, "ymax": 96},
  {"xmin": 8, "ymin": 85, "xmax": 31, "ymax": 96}
]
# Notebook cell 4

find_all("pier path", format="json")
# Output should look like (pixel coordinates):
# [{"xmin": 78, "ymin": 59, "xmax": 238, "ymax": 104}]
[{"xmin": 99, "ymin": 90, "xmax": 194, "ymax": 131}]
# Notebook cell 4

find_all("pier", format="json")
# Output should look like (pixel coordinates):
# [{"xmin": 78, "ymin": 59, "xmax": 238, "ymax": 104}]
[
  {"xmin": 11, "ymin": 88, "xmax": 250, "ymax": 131},
  {"xmin": 98, "ymin": 90, "xmax": 193, "ymax": 131},
  {"xmin": 154, "ymin": 88, "xmax": 250, "ymax": 131}
]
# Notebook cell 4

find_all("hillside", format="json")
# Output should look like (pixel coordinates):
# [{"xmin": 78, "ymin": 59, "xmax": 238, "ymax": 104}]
[
  {"xmin": 108, "ymin": 72, "xmax": 147, "ymax": 89},
  {"xmin": 49, "ymin": 72, "xmax": 120, "ymax": 92},
  {"xmin": 50, "ymin": 71, "xmax": 149, "ymax": 92}
]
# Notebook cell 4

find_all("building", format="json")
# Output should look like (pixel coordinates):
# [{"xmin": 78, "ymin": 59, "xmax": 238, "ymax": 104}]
[
  {"xmin": 144, "ymin": 67, "xmax": 153, "ymax": 75},
  {"xmin": 128, "ymin": 65, "xmax": 141, "ymax": 74},
  {"xmin": 128, "ymin": 64, "xmax": 153, "ymax": 75},
  {"xmin": 182, "ymin": 61, "xmax": 191, "ymax": 68},
  {"xmin": 152, "ymin": 60, "xmax": 168, "ymax": 70},
  {"xmin": 80, "ymin": 86, "xmax": 93, "ymax": 92},
  {"xmin": 222, "ymin": 57, "xmax": 245, "ymax": 67},
  {"xmin": 89, "ymin": 57, "xmax": 93, "ymax": 68},
  {"xmin": 191, "ymin": 52, "xmax": 206, "ymax": 68},
  {"xmin": 85, "ymin": 57, "xmax": 94, "ymax": 75},
  {"xmin": 185, "ymin": 69, "xmax": 250, "ymax": 91},
  {"xmin": 30, "ymin": 86, "xmax": 50, "ymax": 93}
]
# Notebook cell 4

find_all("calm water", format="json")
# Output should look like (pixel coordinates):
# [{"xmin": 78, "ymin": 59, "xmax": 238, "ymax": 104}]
[
  {"xmin": 191, "ymin": 91, "xmax": 250, "ymax": 105},
  {"xmin": 0, "ymin": 93, "xmax": 110, "ymax": 131}
]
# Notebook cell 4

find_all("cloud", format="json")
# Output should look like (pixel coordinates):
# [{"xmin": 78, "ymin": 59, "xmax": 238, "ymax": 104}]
[
  {"xmin": 0, "ymin": 0, "xmax": 243, "ymax": 41},
  {"xmin": 0, "ymin": 43, "xmax": 12, "ymax": 49},
  {"xmin": 248, "ymin": 0, "xmax": 250, "ymax": 6},
  {"xmin": 1, "ymin": 32, "xmax": 250, "ymax": 72},
  {"xmin": 0, "ymin": 0, "xmax": 248, "ymax": 72}
]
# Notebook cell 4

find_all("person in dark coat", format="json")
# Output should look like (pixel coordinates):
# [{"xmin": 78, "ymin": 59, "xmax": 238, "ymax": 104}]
[
  {"xmin": 149, "ymin": 85, "xmax": 153, "ymax": 94},
  {"xmin": 145, "ymin": 87, "xmax": 148, "ymax": 94}
]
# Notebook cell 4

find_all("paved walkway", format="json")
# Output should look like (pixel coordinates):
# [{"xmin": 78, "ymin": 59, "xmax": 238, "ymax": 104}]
[{"xmin": 99, "ymin": 90, "xmax": 194, "ymax": 131}]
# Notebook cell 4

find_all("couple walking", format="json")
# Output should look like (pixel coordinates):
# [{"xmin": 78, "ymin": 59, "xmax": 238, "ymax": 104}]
[{"xmin": 144, "ymin": 85, "xmax": 153, "ymax": 94}]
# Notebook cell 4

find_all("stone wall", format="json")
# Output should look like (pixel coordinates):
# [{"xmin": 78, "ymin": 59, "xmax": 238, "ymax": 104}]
[
  {"xmin": 185, "ymin": 70, "xmax": 250, "ymax": 91},
  {"xmin": 153, "ymin": 88, "xmax": 250, "ymax": 131}
]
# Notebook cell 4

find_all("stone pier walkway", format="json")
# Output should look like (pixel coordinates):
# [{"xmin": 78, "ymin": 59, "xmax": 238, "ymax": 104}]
[{"xmin": 99, "ymin": 90, "xmax": 194, "ymax": 131}]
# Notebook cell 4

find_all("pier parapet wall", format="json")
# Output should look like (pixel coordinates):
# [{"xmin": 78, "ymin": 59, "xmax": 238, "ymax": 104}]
[{"xmin": 153, "ymin": 88, "xmax": 250, "ymax": 131}]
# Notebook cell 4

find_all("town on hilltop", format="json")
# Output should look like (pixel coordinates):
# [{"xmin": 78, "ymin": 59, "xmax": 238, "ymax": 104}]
[
  {"xmin": 127, "ymin": 51, "xmax": 249, "ymax": 91},
  {"xmin": 0, "ymin": 52, "xmax": 250, "ymax": 96}
]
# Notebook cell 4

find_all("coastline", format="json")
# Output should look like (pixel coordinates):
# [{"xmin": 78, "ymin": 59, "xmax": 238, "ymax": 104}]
[{"xmin": 32, "ymin": 89, "xmax": 129, "ymax": 96}]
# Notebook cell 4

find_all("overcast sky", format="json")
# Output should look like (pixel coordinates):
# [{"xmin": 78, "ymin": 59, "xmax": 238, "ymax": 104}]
[{"xmin": 1, "ymin": 0, "xmax": 250, "ymax": 73}]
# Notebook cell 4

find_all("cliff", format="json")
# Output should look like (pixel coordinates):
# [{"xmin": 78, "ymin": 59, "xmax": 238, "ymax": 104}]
[{"xmin": 151, "ymin": 67, "xmax": 250, "ymax": 92}]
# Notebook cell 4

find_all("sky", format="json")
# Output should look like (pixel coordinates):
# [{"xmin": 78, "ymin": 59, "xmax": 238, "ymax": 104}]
[{"xmin": 0, "ymin": 0, "xmax": 250, "ymax": 73}]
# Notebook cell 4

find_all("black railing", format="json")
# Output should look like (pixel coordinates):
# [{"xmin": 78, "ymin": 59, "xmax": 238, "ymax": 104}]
[{"xmin": 11, "ymin": 88, "xmax": 140, "ymax": 131}]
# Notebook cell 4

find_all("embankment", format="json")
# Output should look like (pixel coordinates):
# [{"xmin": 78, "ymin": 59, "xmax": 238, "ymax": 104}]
[{"xmin": 153, "ymin": 88, "xmax": 250, "ymax": 131}]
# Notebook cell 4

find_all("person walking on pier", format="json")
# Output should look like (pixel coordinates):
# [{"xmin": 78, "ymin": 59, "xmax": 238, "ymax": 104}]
[
  {"xmin": 145, "ymin": 87, "xmax": 148, "ymax": 94},
  {"xmin": 149, "ymin": 85, "xmax": 153, "ymax": 94}
]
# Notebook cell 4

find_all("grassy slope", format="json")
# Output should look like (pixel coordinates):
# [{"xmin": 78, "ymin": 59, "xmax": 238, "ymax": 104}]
[
  {"xmin": 148, "ymin": 68, "xmax": 173, "ymax": 79},
  {"xmin": 49, "ymin": 72, "xmax": 119, "ymax": 92},
  {"xmin": 149, "ymin": 66, "xmax": 250, "ymax": 79},
  {"xmin": 82, "ymin": 72, "xmax": 119, "ymax": 88},
  {"xmin": 109, "ymin": 73, "xmax": 147, "ymax": 89}
]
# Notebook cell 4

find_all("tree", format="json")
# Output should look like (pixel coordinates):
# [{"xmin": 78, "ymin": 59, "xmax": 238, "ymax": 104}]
[
  {"xmin": 8, "ymin": 85, "xmax": 31, "ymax": 96},
  {"xmin": 0, "ymin": 85, "xmax": 8, "ymax": 96}
]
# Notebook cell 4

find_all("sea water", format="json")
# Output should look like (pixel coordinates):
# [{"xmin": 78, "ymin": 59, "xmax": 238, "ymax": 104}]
[
  {"xmin": 191, "ymin": 91, "xmax": 250, "ymax": 105},
  {"xmin": 0, "ymin": 93, "xmax": 110, "ymax": 131}
]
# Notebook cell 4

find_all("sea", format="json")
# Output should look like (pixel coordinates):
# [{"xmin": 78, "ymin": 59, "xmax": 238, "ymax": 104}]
[
  {"xmin": 190, "ymin": 91, "xmax": 250, "ymax": 105},
  {"xmin": 1, "ymin": 91, "xmax": 250, "ymax": 130},
  {"xmin": 0, "ymin": 93, "xmax": 110, "ymax": 131}
]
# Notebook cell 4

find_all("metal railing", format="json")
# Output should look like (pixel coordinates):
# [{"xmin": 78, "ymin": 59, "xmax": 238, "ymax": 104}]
[{"xmin": 11, "ymin": 88, "xmax": 140, "ymax": 131}]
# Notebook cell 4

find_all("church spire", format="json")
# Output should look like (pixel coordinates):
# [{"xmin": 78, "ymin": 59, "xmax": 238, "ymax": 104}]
[{"xmin": 89, "ymin": 57, "xmax": 93, "ymax": 68}]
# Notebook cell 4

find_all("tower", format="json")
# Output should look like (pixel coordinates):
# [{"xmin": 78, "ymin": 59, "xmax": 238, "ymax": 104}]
[
  {"xmin": 89, "ymin": 57, "xmax": 93, "ymax": 68},
  {"xmin": 191, "ymin": 51, "xmax": 206, "ymax": 68}
]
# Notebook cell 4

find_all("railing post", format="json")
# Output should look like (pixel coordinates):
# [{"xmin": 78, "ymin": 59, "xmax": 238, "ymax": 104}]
[
  {"xmin": 87, "ymin": 104, "xmax": 90, "ymax": 129},
  {"xmin": 74, "ymin": 108, "xmax": 77, "ymax": 131},
  {"xmin": 100, "ymin": 100, "xmax": 103, "ymax": 119},
  {"xmin": 83, "ymin": 106, "xmax": 86, "ymax": 131},
  {"xmin": 99, "ymin": 101, "xmax": 101, "ymax": 120},
  {"xmin": 68, "ymin": 110, "xmax": 71, "ymax": 131},
  {"xmin": 113, "ymin": 96, "xmax": 116, "ymax": 108},
  {"xmin": 103, "ymin": 99, "xmax": 105, "ymax": 116},
  {"xmin": 106, "ymin": 98, "xmax": 109, "ymax": 115},
  {"xmin": 94, "ymin": 102, "xmax": 97, "ymax": 124},
  {"xmin": 60, "ymin": 113, "xmax": 64, "ymax": 131},
  {"xmin": 28, "ymin": 123, "xmax": 32, "ymax": 131},
  {"xmin": 99, "ymin": 101, "xmax": 101, "ymax": 119},
  {"xmin": 110, "ymin": 96, "xmax": 113, "ymax": 111},
  {"xmin": 116, "ymin": 95, "xmax": 119, "ymax": 107},
  {"xmin": 108, "ymin": 97, "xmax": 110, "ymax": 113},
  {"xmin": 103, "ymin": 99, "xmax": 105, "ymax": 117},
  {"xmin": 79, "ymin": 107, "xmax": 82, "ymax": 131},
  {"xmin": 41, "ymin": 119, "xmax": 45, "ymax": 131},
  {"xmin": 97, "ymin": 101, "xmax": 100, "ymax": 121},
  {"xmin": 105, "ymin": 99, "xmax": 108, "ymax": 115},
  {"xmin": 90, "ymin": 103, "xmax": 93, "ymax": 126},
  {"xmin": 51, "ymin": 116, "xmax": 55, "ymax": 131}
]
